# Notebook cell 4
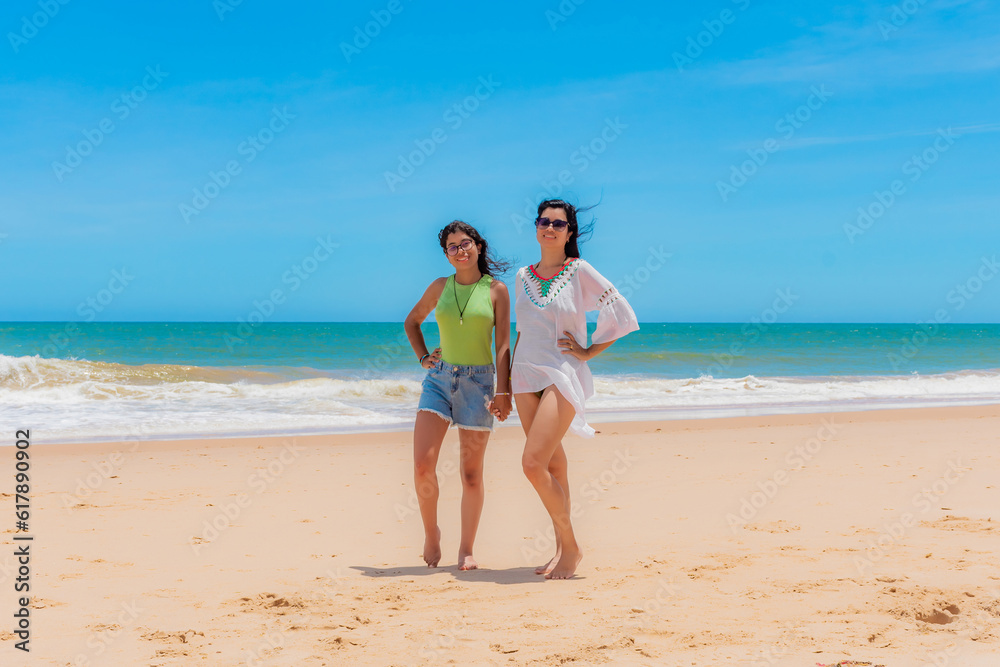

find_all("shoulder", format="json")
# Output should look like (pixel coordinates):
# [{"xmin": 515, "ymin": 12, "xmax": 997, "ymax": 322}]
[
  {"xmin": 567, "ymin": 257, "xmax": 592, "ymax": 277},
  {"xmin": 428, "ymin": 275, "xmax": 450, "ymax": 295},
  {"xmin": 573, "ymin": 258, "xmax": 603, "ymax": 276},
  {"xmin": 488, "ymin": 276, "xmax": 508, "ymax": 294}
]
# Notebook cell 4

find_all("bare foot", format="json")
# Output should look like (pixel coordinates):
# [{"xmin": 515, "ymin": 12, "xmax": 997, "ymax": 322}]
[
  {"xmin": 458, "ymin": 552, "xmax": 478, "ymax": 571},
  {"xmin": 423, "ymin": 527, "xmax": 441, "ymax": 568},
  {"xmin": 545, "ymin": 547, "xmax": 582, "ymax": 580},
  {"xmin": 535, "ymin": 550, "xmax": 561, "ymax": 575}
]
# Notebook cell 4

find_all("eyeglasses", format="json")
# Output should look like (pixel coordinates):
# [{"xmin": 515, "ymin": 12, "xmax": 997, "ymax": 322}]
[
  {"xmin": 535, "ymin": 217, "xmax": 569, "ymax": 230},
  {"xmin": 445, "ymin": 239, "xmax": 476, "ymax": 256}
]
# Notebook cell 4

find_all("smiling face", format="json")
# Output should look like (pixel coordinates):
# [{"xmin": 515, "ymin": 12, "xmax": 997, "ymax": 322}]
[
  {"xmin": 535, "ymin": 206, "xmax": 573, "ymax": 251},
  {"xmin": 444, "ymin": 231, "xmax": 481, "ymax": 269}
]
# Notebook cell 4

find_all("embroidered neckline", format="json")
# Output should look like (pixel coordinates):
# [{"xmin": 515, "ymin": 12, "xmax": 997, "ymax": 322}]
[
  {"xmin": 521, "ymin": 258, "xmax": 580, "ymax": 308},
  {"xmin": 528, "ymin": 259, "xmax": 573, "ymax": 297}
]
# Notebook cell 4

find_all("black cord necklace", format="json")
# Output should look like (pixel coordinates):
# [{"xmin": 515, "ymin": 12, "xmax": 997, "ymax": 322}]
[{"xmin": 454, "ymin": 275, "xmax": 481, "ymax": 325}]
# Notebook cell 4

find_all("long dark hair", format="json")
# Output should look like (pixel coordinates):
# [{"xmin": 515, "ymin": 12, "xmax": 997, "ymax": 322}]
[
  {"xmin": 438, "ymin": 220, "xmax": 512, "ymax": 277},
  {"xmin": 536, "ymin": 199, "xmax": 596, "ymax": 258}
]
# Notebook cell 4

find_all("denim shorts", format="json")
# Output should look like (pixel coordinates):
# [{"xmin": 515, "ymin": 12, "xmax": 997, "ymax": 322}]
[{"xmin": 417, "ymin": 361, "xmax": 495, "ymax": 432}]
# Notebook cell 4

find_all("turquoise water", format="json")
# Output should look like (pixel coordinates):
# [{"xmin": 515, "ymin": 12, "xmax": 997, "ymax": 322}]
[
  {"xmin": 1, "ymin": 322, "xmax": 998, "ymax": 442},
  {"xmin": 2, "ymin": 322, "xmax": 998, "ymax": 379}
]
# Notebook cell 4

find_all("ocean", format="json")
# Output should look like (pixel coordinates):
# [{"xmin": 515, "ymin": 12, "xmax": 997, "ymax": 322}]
[{"xmin": 1, "ymin": 322, "xmax": 998, "ymax": 443}]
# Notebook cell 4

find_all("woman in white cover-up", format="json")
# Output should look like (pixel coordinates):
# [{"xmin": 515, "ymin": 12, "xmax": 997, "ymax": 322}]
[{"xmin": 511, "ymin": 199, "xmax": 639, "ymax": 579}]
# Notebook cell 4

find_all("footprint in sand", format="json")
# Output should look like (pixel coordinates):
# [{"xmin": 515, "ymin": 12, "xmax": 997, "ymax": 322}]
[
  {"xmin": 916, "ymin": 605, "xmax": 960, "ymax": 624},
  {"xmin": 921, "ymin": 515, "xmax": 995, "ymax": 533},
  {"xmin": 142, "ymin": 629, "xmax": 205, "ymax": 643},
  {"xmin": 744, "ymin": 520, "xmax": 801, "ymax": 533},
  {"xmin": 236, "ymin": 593, "xmax": 307, "ymax": 611}
]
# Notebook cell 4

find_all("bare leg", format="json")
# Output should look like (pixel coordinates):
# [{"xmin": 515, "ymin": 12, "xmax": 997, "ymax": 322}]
[
  {"xmin": 413, "ymin": 410, "xmax": 450, "ymax": 567},
  {"xmin": 538, "ymin": 444, "xmax": 569, "ymax": 575},
  {"xmin": 457, "ymin": 428, "xmax": 489, "ymax": 570},
  {"xmin": 515, "ymin": 392, "xmax": 570, "ymax": 574},
  {"xmin": 516, "ymin": 387, "xmax": 582, "ymax": 580}
]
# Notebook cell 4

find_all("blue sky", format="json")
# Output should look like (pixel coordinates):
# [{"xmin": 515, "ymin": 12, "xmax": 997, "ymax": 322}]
[{"xmin": 1, "ymin": 0, "xmax": 998, "ymax": 323}]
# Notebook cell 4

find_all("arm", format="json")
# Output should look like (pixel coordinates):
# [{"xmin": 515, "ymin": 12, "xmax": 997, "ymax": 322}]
[
  {"xmin": 404, "ymin": 278, "xmax": 447, "ymax": 369},
  {"xmin": 489, "ymin": 280, "xmax": 512, "ymax": 420},
  {"xmin": 560, "ymin": 336, "xmax": 615, "ymax": 361},
  {"xmin": 559, "ymin": 260, "xmax": 639, "ymax": 361}
]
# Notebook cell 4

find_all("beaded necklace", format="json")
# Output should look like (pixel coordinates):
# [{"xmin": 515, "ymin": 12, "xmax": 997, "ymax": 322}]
[{"xmin": 529, "ymin": 258, "xmax": 572, "ymax": 298}]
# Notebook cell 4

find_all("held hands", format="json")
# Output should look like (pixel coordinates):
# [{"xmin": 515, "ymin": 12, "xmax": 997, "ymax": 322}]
[
  {"xmin": 489, "ymin": 394, "xmax": 511, "ymax": 421},
  {"xmin": 558, "ymin": 331, "xmax": 592, "ymax": 361},
  {"xmin": 420, "ymin": 347, "xmax": 442, "ymax": 369}
]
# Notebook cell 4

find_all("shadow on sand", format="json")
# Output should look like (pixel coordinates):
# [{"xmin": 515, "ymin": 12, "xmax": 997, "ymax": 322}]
[{"xmin": 350, "ymin": 564, "xmax": 584, "ymax": 584}]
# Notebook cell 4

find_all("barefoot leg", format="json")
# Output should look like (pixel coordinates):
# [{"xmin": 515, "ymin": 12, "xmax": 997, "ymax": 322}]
[
  {"xmin": 458, "ymin": 428, "xmax": 489, "ymax": 570},
  {"xmin": 537, "ymin": 442, "xmax": 569, "ymax": 575},
  {"xmin": 517, "ymin": 387, "xmax": 582, "ymax": 580},
  {"xmin": 514, "ymin": 391, "xmax": 562, "ymax": 573},
  {"xmin": 414, "ymin": 410, "xmax": 449, "ymax": 567}
]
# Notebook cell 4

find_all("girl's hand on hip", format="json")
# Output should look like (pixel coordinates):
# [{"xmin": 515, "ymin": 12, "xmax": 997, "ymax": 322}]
[{"xmin": 421, "ymin": 347, "xmax": 442, "ymax": 369}]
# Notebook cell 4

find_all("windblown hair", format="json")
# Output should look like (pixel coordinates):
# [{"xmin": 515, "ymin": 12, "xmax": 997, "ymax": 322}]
[
  {"xmin": 536, "ymin": 199, "xmax": 596, "ymax": 258},
  {"xmin": 438, "ymin": 220, "xmax": 512, "ymax": 277}
]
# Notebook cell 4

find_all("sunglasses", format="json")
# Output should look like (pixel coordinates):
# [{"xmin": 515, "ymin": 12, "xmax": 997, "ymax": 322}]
[
  {"xmin": 445, "ymin": 239, "xmax": 476, "ymax": 256},
  {"xmin": 535, "ymin": 217, "xmax": 569, "ymax": 230}
]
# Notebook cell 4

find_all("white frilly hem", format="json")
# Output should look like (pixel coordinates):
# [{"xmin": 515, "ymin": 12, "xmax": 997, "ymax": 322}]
[{"xmin": 512, "ymin": 364, "xmax": 595, "ymax": 439}]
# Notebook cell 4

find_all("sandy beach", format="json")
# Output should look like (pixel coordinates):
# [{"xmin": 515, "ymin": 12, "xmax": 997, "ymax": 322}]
[{"xmin": 3, "ymin": 404, "xmax": 999, "ymax": 666}]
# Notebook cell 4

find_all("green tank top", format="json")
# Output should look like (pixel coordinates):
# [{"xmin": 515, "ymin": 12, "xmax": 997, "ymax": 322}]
[{"xmin": 435, "ymin": 274, "xmax": 494, "ymax": 366}]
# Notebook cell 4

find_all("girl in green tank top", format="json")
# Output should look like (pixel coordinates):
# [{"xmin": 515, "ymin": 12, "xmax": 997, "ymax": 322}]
[{"xmin": 403, "ymin": 221, "xmax": 512, "ymax": 571}]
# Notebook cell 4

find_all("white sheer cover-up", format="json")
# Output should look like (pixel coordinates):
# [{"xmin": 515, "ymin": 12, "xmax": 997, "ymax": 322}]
[{"xmin": 512, "ymin": 258, "xmax": 639, "ymax": 438}]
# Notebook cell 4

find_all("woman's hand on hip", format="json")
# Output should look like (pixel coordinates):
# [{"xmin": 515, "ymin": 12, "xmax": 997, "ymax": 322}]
[{"xmin": 558, "ymin": 331, "xmax": 591, "ymax": 361}]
